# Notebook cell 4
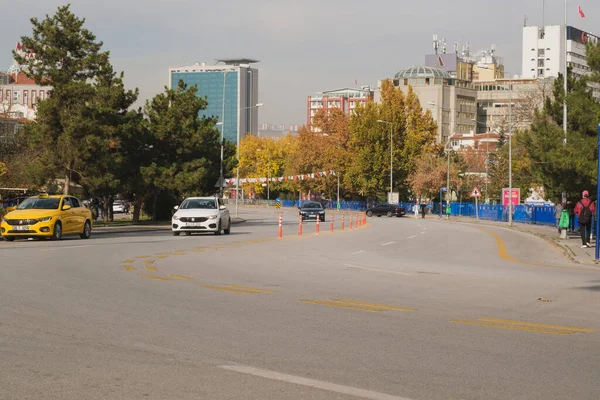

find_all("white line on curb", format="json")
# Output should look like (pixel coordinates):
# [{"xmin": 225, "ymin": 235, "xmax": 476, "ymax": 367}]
[
  {"xmin": 345, "ymin": 264, "xmax": 413, "ymax": 276},
  {"xmin": 381, "ymin": 241, "xmax": 395, "ymax": 246}
]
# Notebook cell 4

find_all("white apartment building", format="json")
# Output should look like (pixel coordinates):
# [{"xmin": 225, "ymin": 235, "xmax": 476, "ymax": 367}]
[{"xmin": 522, "ymin": 25, "xmax": 598, "ymax": 79}]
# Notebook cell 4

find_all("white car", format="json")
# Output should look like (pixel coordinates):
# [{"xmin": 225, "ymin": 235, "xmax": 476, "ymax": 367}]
[{"xmin": 171, "ymin": 197, "xmax": 231, "ymax": 236}]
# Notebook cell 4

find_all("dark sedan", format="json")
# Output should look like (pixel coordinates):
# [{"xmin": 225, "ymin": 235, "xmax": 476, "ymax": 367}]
[
  {"xmin": 299, "ymin": 202, "xmax": 326, "ymax": 221},
  {"xmin": 366, "ymin": 204, "xmax": 405, "ymax": 218}
]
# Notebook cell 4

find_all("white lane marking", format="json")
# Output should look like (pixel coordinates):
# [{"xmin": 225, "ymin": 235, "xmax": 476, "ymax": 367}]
[
  {"xmin": 345, "ymin": 264, "xmax": 412, "ymax": 276},
  {"xmin": 420, "ymin": 232, "xmax": 426, "ymax": 235},
  {"xmin": 380, "ymin": 241, "xmax": 395, "ymax": 246},
  {"xmin": 351, "ymin": 250, "xmax": 366, "ymax": 255},
  {"xmin": 42, "ymin": 245, "xmax": 94, "ymax": 251},
  {"xmin": 219, "ymin": 365, "xmax": 414, "ymax": 400},
  {"xmin": 406, "ymin": 235, "xmax": 417, "ymax": 239}
]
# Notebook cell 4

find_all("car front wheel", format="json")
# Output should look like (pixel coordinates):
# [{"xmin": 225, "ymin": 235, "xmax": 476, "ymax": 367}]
[
  {"xmin": 52, "ymin": 222, "xmax": 62, "ymax": 241},
  {"xmin": 366, "ymin": 211, "xmax": 373, "ymax": 217},
  {"xmin": 173, "ymin": 232, "xmax": 180, "ymax": 236},
  {"xmin": 214, "ymin": 221, "xmax": 222, "ymax": 236},
  {"xmin": 224, "ymin": 219, "xmax": 231, "ymax": 235},
  {"xmin": 386, "ymin": 211, "xmax": 393, "ymax": 217},
  {"xmin": 80, "ymin": 221, "xmax": 91, "ymax": 239}
]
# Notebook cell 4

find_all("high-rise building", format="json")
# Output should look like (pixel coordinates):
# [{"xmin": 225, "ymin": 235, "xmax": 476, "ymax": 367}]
[
  {"xmin": 168, "ymin": 58, "xmax": 259, "ymax": 145},
  {"xmin": 522, "ymin": 25, "xmax": 598, "ymax": 80},
  {"xmin": 306, "ymin": 87, "xmax": 373, "ymax": 127}
]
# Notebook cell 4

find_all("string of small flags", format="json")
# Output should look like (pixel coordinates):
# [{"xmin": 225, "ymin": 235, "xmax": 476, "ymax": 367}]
[{"xmin": 226, "ymin": 170, "xmax": 336, "ymax": 185}]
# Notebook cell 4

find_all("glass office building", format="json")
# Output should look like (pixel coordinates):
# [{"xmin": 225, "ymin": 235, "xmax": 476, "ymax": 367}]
[{"xmin": 169, "ymin": 59, "xmax": 259, "ymax": 145}]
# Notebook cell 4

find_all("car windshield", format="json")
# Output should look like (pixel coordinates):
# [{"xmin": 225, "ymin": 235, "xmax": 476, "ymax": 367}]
[
  {"xmin": 17, "ymin": 197, "xmax": 61, "ymax": 210},
  {"xmin": 180, "ymin": 199, "xmax": 217, "ymax": 209},
  {"xmin": 302, "ymin": 202, "xmax": 322, "ymax": 209}
]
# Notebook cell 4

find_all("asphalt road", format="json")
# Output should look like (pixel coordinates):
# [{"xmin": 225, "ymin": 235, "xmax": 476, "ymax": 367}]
[{"xmin": 1, "ymin": 207, "xmax": 599, "ymax": 400}]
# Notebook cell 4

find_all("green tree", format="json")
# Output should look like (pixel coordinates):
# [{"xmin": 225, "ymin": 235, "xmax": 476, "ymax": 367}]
[
  {"xmin": 141, "ymin": 80, "xmax": 233, "ymax": 219},
  {"xmin": 14, "ymin": 5, "xmax": 112, "ymax": 194}
]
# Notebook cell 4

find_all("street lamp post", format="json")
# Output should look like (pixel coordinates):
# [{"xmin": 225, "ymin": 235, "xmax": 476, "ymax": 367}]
[
  {"xmin": 445, "ymin": 133, "xmax": 457, "ymax": 217},
  {"xmin": 377, "ymin": 120, "xmax": 394, "ymax": 203},
  {"xmin": 472, "ymin": 119, "xmax": 491, "ymax": 203},
  {"xmin": 218, "ymin": 71, "xmax": 229, "ymax": 198},
  {"xmin": 235, "ymin": 103, "xmax": 264, "ymax": 217}
]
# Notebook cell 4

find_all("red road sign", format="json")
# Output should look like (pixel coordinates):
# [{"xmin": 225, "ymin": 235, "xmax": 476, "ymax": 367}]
[{"xmin": 471, "ymin": 187, "xmax": 481, "ymax": 197}]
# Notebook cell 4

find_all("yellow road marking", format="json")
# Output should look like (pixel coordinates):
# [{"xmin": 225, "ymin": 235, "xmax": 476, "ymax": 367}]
[
  {"xmin": 135, "ymin": 256, "xmax": 150, "ymax": 259},
  {"xmin": 123, "ymin": 259, "xmax": 135, "ymax": 263},
  {"xmin": 299, "ymin": 299, "xmax": 387, "ymax": 313},
  {"xmin": 144, "ymin": 266, "xmax": 158, "ymax": 271},
  {"xmin": 478, "ymin": 318, "xmax": 595, "ymax": 333},
  {"xmin": 122, "ymin": 265, "xmax": 136, "ymax": 271},
  {"xmin": 155, "ymin": 255, "xmax": 169, "ymax": 259},
  {"xmin": 200, "ymin": 285, "xmax": 259, "ymax": 294},
  {"xmin": 331, "ymin": 299, "xmax": 416, "ymax": 312},
  {"xmin": 478, "ymin": 228, "xmax": 597, "ymax": 271},
  {"xmin": 225, "ymin": 284, "xmax": 277, "ymax": 293},
  {"xmin": 451, "ymin": 319, "xmax": 574, "ymax": 335},
  {"xmin": 168, "ymin": 274, "xmax": 197, "ymax": 281},
  {"xmin": 143, "ymin": 259, "xmax": 155, "ymax": 264},
  {"xmin": 140, "ymin": 274, "xmax": 170, "ymax": 281}
]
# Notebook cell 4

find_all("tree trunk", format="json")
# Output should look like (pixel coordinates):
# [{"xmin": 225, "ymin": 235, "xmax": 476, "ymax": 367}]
[
  {"xmin": 151, "ymin": 190, "xmax": 158, "ymax": 221},
  {"xmin": 132, "ymin": 198, "xmax": 143, "ymax": 224},
  {"xmin": 102, "ymin": 196, "xmax": 110, "ymax": 224},
  {"xmin": 63, "ymin": 163, "xmax": 71, "ymax": 195}
]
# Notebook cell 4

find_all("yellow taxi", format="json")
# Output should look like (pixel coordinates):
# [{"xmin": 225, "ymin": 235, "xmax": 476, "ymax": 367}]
[{"xmin": 1, "ymin": 194, "xmax": 93, "ymax": 241}]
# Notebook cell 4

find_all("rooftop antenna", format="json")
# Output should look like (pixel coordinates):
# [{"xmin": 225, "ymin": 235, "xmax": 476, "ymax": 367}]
[
  {"xmin": 542, "ymin": 0, "xmax": 545, "ymax": 28},
  {"xmin": 524, "ymin": 14, "xmax": 528, "ymax": 27},
  {"xmin": 454, "ymin": 42, "xmax": 459, "ymax": 54},
  {"xmin": 433, "ymin": 33, "xmax": 439, "ymax": 55},
  {"xmin": 442, "ymin": 37, "xmax": 447, "ymax": 54}
]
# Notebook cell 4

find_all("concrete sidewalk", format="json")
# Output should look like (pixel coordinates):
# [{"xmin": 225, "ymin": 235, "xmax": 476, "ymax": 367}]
[
  {"xmin": 92, "ymin": 217, "xmax": 246, "ymax": 235},
  {"xmin": 443, "ymin": 216, "xmax": 600, "ymax": 265}
]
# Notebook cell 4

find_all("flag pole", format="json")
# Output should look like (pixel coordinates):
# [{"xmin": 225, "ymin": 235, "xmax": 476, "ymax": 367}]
[{"xmin": 563, "ymin": 0, "xmax": 568, "ymax": 145}]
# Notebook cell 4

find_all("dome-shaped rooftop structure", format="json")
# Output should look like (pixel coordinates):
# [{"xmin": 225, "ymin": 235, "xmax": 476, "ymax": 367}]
[{"xmin": 394, "ymin": 66, "xmax": 451, "ymax": 80}]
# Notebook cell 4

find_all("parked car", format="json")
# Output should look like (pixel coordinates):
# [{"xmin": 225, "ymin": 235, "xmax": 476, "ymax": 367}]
[
  {"xmin": 366, "ymin": 204, "xmax": 405, "ymax": 218},
  {"xmin": 1, "ymin": 194, "xmax": 93, "ymax": 241},
  {"xmin": 299, "ymin": 201, "xmax": 326, "ymax": 221},
  {"xmin": 112, "ymin": 200, "xmax": 127, "ymax": 213},
  {"xmin": 171, "ymin": 197, "xmax": 231, "ymax": 236}
]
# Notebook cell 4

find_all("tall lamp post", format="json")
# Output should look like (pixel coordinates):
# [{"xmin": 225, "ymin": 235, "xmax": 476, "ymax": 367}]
[
  {"xmin": 235, "ymin": 102, "xmax": 264, "ymax": 217},
  {"xmin": 377, "ymin": 120, "xmax": 394, "ymax": 203},
  {"xmin": 445, "ymin": 133, "xmax": 457, "ymax": 212}
]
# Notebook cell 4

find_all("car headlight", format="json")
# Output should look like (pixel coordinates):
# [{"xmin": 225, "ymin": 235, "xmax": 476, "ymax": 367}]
[
  {"xmin": 39, "ymin": 216, "xmax": 53, "ymax": 222},
  {"xmin": 172, "ymin": 215, "xmax": 180, "ymax": 221},
  {"xmin": 319, "ymin": 211, "xmax": 325, "ymax": 214},
  {"xmin": 300, "ymin": 211, "xmax": 306, "ymax": 214},
  {"xmin": 1, "ymin": 217, "xmax": 6, "ymax": 223},
  {"xmin": 208, "ymin": 215, "xmax": 218, "ymax": 220}
]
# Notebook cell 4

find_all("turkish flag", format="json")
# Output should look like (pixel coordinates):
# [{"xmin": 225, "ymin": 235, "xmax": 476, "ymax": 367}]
[{"xmin": 578, "ymin": 5, "xmax": 585, "ymax": 18}]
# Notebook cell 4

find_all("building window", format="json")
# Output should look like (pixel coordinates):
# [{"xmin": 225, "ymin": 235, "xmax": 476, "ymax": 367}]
[
  {"xmin": 23, "ymin": 90, "xmax": 28, "ymax": 106},
  {"xmin": 31, "ymin": 90, "xmax": 36, "ymax": 105},
  {"xmin": 538, "ymin": 69, "xmax": 545, "ymax": 76},
  {"xmin": 537, "ymin": 59, "xmax": 545, "ymax": 67},
  {"xmin": 5, "ymin": 90, "xmax": 9, "ymax": 103},
  {"xmin": 538, "ymin": 49, "xmax": 545, "ymax": 57},
  {"xmin": 40, "ymin": 91, "xmax": 44, "ymax": 100},
  {"xmin": 13, "ymin": 91, "xmax": 19, "ymax": 103}
]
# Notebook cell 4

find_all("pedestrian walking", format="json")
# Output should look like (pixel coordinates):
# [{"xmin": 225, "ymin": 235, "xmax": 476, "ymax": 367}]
[
  {"xmin": 574, "ymin": 190, "xmax": 596, "ymax": 248},
  {"xmin": 420, "ymin": 203, "xmax": 426, "ymax": 219},
  {"xmin": 567, "ymin": 201, "xmax": 575, "ymax": 232},
  {"xmin": 445, "ymin": 203, "xmax": 451, "ymax": 220},
  {"xmin": 554, "ymin": 201, "xmax": 564, "ymax": 234},
  {"xmin": 413, "ymin": 203, "xmax": 419, "ymax": 219}
]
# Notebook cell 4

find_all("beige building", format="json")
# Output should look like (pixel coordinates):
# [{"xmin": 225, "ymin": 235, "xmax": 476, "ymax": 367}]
[
  {"xmin": 473, "ymin": 77, "xmax": 551, "ymax": 135},
  {"xmin": 376, "ymin": 66, "xmax": 477, "ymax": 144},
  {"xmin": 306, "ymin": 87, "xmax": 373, "ymax": 128}
]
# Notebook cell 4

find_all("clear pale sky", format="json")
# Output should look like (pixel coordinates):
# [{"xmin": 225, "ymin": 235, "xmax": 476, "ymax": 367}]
[{"xmin": 1, "ymin": 0, "xmax": 598, "ymax": 125}]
